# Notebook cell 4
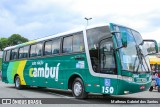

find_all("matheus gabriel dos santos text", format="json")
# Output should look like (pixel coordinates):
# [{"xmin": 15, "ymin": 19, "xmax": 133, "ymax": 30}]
[{"xmin": 111, "ymin": 99, "xmax": 159, "ymax": 104}]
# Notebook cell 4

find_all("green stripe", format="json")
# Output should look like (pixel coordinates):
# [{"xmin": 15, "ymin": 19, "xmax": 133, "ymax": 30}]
[
  {"xmin": 6, "ymin": 61, "xmax": 20, "ymax": 83},
  {"xmin": 12, "ymin": 61, "xmax": 20, "ymax": 80},
  {"xmin": 7, "ymin": 62, "xmax": 14, "ymax": 83}
]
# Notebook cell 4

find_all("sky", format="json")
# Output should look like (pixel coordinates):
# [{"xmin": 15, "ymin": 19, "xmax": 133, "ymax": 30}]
[{"xmin": 0, "ymin": 0, "xmax": 160, "ymax": 42}]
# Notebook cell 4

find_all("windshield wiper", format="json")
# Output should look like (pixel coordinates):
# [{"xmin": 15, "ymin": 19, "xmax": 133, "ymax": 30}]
[{"xmin": 133, "ymin": 45, "xmax": 150, "ymax": 72}]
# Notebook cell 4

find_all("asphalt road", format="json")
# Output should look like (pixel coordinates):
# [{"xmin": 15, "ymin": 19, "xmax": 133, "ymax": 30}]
[{"xmin": 0, "ymin": 80, "xmax": 160, "ymax": 107}]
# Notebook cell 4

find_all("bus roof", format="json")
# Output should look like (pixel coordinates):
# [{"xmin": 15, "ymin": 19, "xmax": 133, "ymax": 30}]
[{"xmin": 4, "ymin": 23, "xmax": 109, "ymax": 51}]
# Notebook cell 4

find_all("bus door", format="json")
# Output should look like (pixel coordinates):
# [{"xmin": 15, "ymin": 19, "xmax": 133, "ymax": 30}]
[{"xmin": 99, "ymin": 38, "xmax": 118, "ymax": 95}]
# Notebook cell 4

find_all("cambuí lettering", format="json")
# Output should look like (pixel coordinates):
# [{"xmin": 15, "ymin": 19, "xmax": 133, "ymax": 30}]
[{"xmin": 29, "ymin": 63, "xmax": 60, "ymax": 81}]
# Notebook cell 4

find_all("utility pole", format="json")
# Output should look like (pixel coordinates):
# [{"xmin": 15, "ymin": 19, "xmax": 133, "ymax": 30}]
[{"xmin": 84, "ymin": 17, "xmax": 92, "ymax": 26}]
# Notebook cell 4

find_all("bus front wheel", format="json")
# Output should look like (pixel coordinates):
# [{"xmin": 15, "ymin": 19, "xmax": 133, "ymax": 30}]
[
  {"xmin": 72, "ymin": 78, "xmax": 87, "ymax": 99},
  {"xmin": 15, "ymin": 76, "xmax": 23, "ymax": 90}
]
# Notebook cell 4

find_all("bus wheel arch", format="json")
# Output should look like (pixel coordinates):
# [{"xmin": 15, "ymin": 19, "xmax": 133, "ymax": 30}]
[
  {"xmin": 68, "ymin": 74, "xmax": 87, "ymax": 99},
  {"xmin": 14, "ymin": 74, "xmax": 23, "ymax": 90},
  {"xmin": 14, "ymin": 74, "xmax": 19, "ymax": 83},
  {"xmin": 68, "ymin": 74, "xmax": 82, "ymax": 90}
]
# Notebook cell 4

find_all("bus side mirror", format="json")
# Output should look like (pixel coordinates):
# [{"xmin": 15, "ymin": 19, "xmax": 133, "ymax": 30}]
[
  {"xmin": 143, "ymin": 40, "xmax": 159, "ymax": 54},
  {"xmin": 121, "ymin": 32, "xmax": 127, "ymax": 47}
]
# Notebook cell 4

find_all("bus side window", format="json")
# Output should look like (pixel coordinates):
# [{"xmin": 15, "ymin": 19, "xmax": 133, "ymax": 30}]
[
  {"xmin": 19, "ymin": 46, "xmax": 29, "ymax": 59},
  {"xmin": 23, "ymin": 46, "xmax": 29, "ymax": 58},
  {"xmin": 63, "ymin": 36, "xmax": 73, "ymax": 53},
  {"xmin": 44, "ymin": 40, "xmax": 52, "ymax": 55},
  {"xmin": 11, "ymin": 49, "xmax": 18, "ymax": 60},
  {"xmin": 5, "ymin": 50, "xmax": 10, "ymax": 61},
  {"xmin": 52, "ymin": 38, "xmax": 60, "ymax": 54},
  {"xmin": 36, "ymin": 43, "xmax": 43, "ymax": 56},
  {"xmin": 30, "ymin": 44, "xmax": 37, "ymax": 57},
  {"xmin": 19, "ymin": 47, "xmax": 24, "ymax": 59},
  {"xmin": 73, "ymin": 32, "xmax": 84, "ymax": 52}
]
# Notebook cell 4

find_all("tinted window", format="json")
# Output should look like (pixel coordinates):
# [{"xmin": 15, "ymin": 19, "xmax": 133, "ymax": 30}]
[
  {"xmin": 30, "ymin": 44, "xmax": 36, "ymax": 57},
  {"xmin": 44, "ymin": 41, "xmax": 52, "ymax": 55},
  {"xmin": 23, "ymin": 46, "xmax": 29, "ymax": 58},
  {"xmin": 63, "ymin": 36, "xmax": 72, "ymax": 53},
  {"xmin": 87, "ymin": 26, "xmax": 111, "ymax": 50},
  {"xmin": 5, "ymin": 50, "xmax": 10, "ymax": 61},
  {"xmin": 86, "ymin": 26, "xmax": 113, "ymax": 73},
  {"xmin": 36, "ymin": 43, "xmax": 42, "ymax": 56},
  {"xmin": 73, "ymin": 33, "xmax": 84, "ymax": 52},
  {"xmin": 19, "ymin": 47, "xmax": 24, "ymax": 59},
  {"xmin": 63, "ymin": 32, "xmax": 84, "ymax": 53},
  {"xmin": 11, "ymin": 49, "xmax": 18, "ymax": 60},
  {"xmin": 100, "ymin": 38, "xmax": 116, "ymax": 74},
  {"xmin": 30, "ymin": 43, "xmax": 42, "ymax": 57},
  {"xmin": 19, "ymin": 46, "xmax": 29, "ymax": 59},
  {"xmin": 52, "ymin": 38, "xmax": 60, "ymax": 54}
]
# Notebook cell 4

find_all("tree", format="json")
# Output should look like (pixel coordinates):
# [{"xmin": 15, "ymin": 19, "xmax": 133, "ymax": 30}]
[
  {"xmin": 8, "ymin": 34, "xmax": 28, "ymax": 46},
  {"xmin": 0, "ymin": 38, "xmax": 8, "ymax": 51}
]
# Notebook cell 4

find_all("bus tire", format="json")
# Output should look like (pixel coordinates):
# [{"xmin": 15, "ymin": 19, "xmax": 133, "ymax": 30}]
[
  {"xmin": 149, "ymin": 86, "xmax": 153, "ymax": 91},
  {"xmin": 72, "ymin": 78, "xmax": 87, "ymax": 99},
  {"xmin": 15, "ymin": 76, "xmax": 23, "ymax": 90}
]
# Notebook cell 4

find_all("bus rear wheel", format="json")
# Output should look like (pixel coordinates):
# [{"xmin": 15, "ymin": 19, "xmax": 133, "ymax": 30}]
[
  {"xmin": 72, "ymin": 78, "xmax": 87, "ymax": 99},
  {"xmin": 15, "ymin": 76, "xmax": 23, "ymax": 90}
]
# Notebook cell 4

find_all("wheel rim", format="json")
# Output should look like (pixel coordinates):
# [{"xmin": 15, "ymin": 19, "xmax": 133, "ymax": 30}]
[
  {"xmin": 15, "ymin": 77, "xmax": 20, "ymax": 88},
  {"xmin": 73, "ymin": 82, "xmax": 82, "ymax": 96}
]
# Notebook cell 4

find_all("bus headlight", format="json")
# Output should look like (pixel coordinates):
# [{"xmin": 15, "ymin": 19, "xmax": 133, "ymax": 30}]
[{"xmin": 122, "ymin": 76, "xmax": 133, "ymax": 82}]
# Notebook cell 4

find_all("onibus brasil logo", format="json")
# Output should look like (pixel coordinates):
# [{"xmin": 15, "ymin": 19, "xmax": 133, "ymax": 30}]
[{"xmin": 29, "ymin": 63, "xmax": 60, "ymax": 81}]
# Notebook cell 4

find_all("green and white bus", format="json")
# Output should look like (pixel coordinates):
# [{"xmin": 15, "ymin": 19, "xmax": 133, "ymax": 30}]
[{"xmin": 2, "ymin": 23, "xmax": 158, "ymax": 98}]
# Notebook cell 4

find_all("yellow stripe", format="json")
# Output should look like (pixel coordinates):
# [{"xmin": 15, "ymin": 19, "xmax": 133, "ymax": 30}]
[
  {"xmin": 26, "ymin": 40, "xmax": 36, "ymax": 45},
  {"xmin": 17, "ymin": 60, "xmax": 27, "ymax": 85}
]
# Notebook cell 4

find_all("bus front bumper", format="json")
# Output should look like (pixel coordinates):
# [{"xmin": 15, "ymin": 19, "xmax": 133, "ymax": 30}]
[{"xmin": 116, "ymin": 79, "xmax": 151, "ymax": 95}]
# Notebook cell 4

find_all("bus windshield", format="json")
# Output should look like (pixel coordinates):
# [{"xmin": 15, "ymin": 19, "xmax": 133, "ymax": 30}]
[{"xmin": 114, "ymin": 26, "xmax": 151, "ymax": 72}]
